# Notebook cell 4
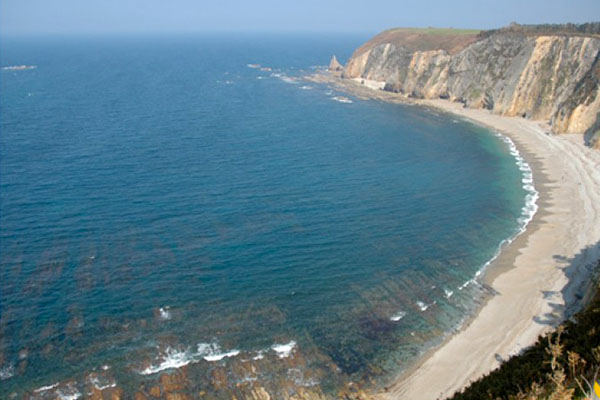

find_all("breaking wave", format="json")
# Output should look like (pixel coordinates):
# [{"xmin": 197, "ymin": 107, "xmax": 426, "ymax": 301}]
[
  {"xmin": 455, "ymin": 132, "xmax": 538, "ymax": 293},
  {"xmin": 139, "ymin": 341, "xmax": 241, "ymax": 375},
  {"xmin": 271, "ymin": 341, "xmax": 296, "ymax": 358},
  {"xmin": 390, "ymin": 310, "xmax": 406, "ymax": 321}
]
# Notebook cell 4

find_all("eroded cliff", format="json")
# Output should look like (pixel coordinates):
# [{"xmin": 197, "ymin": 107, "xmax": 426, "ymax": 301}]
[{"xmin": 342, "ymin": 27, "xmax": 600, "ymax": 148}]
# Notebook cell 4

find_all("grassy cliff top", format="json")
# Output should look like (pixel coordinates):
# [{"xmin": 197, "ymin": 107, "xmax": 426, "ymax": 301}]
[
  {"xmin": 386, "ymin": 27, "xmax": 482, "ymax": 35},
  {"xmin": 353, "ymin": 23, "xmax": 600, "ymax": 58},
  {"xmin": 480, "ymin": 22, "xmax": 600, "ymax": 39},
  {"xmin": 352, "ymin": 27, "xmax": 482, "ymax": 56}
]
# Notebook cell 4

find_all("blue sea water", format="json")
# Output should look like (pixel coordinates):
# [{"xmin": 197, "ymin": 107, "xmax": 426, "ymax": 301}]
[{"xmin": 0, "ymin": 34, "xmax": 534, "ymax": 397}]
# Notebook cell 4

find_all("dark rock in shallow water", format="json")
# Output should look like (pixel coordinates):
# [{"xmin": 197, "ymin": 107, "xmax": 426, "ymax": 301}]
[{"xmin": 160, "ymin": 370, "xmax": 188, "ymax": 392}]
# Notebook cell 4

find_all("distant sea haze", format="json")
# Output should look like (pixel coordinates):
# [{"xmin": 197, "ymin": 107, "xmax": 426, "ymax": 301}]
[{"xmin": 0, "ymin": 34, "xmax": 533, "ymax": 397}]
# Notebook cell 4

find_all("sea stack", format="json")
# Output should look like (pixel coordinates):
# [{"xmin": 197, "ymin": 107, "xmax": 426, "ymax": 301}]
[{"xmin": 328, "ymin": 55, "xmax": 343, "ymax": 72}]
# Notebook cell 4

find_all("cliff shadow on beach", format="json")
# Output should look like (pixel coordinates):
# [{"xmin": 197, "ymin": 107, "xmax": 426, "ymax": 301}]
[{"xmin": 533, "ymin": 240, "xmax": 600, "ymax": 327}]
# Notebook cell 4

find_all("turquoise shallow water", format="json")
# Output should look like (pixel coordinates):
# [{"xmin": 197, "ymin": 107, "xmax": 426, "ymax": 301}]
[{"xmin": 0, "ymin": 34, "xmax": 532, "ymax": 396}]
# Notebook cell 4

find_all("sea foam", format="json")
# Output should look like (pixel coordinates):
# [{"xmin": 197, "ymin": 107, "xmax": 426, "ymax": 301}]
[
  {"xmin": 2, "ymin": 65, "xmax": 36, "ymax": 71},
  {"xmin": 416, "ymin": 301, "xmax": 436, "ymax": 311},
  {"xmin": 33, "ymin": 382, "xmax": 60, "ymax": 393},
  {"xmin": 331, "ymin": 96, "xmax": 353, "ymax": 104},
  {"xmin": 390, "ymin": 310, "xmax": 406, "ymax": 321},
  {"xmin": 271, "ymin": 341, "xmax": 296, "ymax": 358},
  {"xmin": 456, "ymin": 133, "xmax": 538, "ymax": 291},
  {"xmin": 0, "ymin": 363, "xmax": 14, "ymax": 380},
  {"xmin": 271, "ymin": 72, "xmax": 298, "ymax": 84},
  {"xmin": 139, "ymin": 341, "xmax": 242, "ymax": 375},
  {"xmin": 87, "ymin": 374, "xmax": 117, "ymax": 391},
  {"xmin": 56, "ymin": 384, "xmax": 81, "ymax": 400},
  {"xmin": 139, "ymin": 347, "xmax": 196, "ymax": 375},
  {"xmin": 252, "ymin": 350, "xmax": 266, "ymax": 360},
  {"xmin": 159, "ymin": 307, "xmax": 171, "ymax": 320}
]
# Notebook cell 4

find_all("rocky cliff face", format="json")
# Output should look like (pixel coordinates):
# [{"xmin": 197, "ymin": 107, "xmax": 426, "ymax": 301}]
[{"xmin": 343, "ymin": 31, "xmax": 600, "ymax": 148}]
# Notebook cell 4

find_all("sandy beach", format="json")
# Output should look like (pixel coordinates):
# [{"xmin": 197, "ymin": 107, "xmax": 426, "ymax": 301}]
[
  {"xmin": 308, "ymin": 74, "xmax": 600, "ymax": 400},
  {"xmin": 383, "ymin": 99, "xmax": 600, "ymax": 400}
]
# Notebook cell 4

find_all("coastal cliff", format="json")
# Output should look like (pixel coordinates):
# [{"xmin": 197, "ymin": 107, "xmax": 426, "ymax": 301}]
[{"xmin": 340, "ymin": 25, "xmax": 600, "ymax": 148}]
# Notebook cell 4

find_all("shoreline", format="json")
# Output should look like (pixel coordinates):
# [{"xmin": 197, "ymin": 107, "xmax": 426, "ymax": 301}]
[
  {"xmin": 385, "ymin": 99, "xmax": 600, "ymax": 400},
  {"xmin": 307, "ymin": 74, "xmax": 600, "ymax": 399}
]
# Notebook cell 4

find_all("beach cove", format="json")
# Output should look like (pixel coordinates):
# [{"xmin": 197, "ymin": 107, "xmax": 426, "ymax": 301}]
[
  {"xmin": 308, "ymin": 73, "xmax": 600, "ymax": 399},
  {"xmin": 0, "ymin": 34, "xmax": 548, "ymax": 398}
]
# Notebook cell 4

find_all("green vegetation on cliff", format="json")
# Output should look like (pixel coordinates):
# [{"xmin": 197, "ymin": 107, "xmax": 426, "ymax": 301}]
[
  {"xmin": 351, "ymin": 27, "xmax": 481, "ymax": 57},
  {"xmin": 386, "ymin": 27, "xmax": 481, "ymax": 35},
  {"xmin": 449, "ymin": 270, "xmax": 600, "ymax": 400},
  {"xmin": 479, "ymin": 22, "xmax": 600, "ymax": 39}
]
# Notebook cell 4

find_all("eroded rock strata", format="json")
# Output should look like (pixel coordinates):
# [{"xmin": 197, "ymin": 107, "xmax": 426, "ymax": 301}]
[{"xmin": 341, "ymin": 27, "xmax": 600, "ymax": 148}]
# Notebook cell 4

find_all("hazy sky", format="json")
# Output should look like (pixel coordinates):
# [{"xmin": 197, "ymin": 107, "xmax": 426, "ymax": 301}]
[{"xmin": 2, "ymin": 0, "xmax": 599, "ymax": 35}]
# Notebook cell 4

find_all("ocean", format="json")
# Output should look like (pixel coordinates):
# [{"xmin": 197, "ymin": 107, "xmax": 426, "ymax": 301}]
[{"xmin": 0, "ymin": 33, "xmax": 536, "ymax": 398}]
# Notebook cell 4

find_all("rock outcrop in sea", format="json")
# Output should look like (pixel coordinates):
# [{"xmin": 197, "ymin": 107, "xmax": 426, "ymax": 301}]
[
  {"xmin": 340, "ymin": 25, "xmax": 600, "ymax": 148},
  {"xmin": 328, "ymin": 55, "xmax": 344, "ymax": 72}
]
